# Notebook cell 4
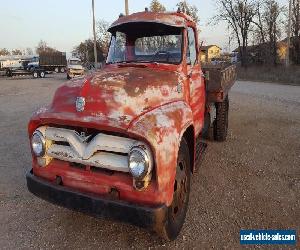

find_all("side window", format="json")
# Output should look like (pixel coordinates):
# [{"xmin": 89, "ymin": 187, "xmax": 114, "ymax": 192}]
[{"xmin": 186, "ymin": 27, "xmax": 197, "ymax": 65}]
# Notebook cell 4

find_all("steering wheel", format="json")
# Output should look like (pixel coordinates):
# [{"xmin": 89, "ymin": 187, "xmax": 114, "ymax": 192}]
[{"xmin": 153, "ymin": 51, "xmax": 170, "ymax": 62}]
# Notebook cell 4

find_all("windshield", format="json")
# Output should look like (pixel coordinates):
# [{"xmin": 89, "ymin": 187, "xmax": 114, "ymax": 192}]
[
  {"xmin": 69, "ymin": 60, "xmax": 81, "ymax": 65},
  {"xmin": 106, "ymin": 28, "xmax": 183, "ymax": 65}
]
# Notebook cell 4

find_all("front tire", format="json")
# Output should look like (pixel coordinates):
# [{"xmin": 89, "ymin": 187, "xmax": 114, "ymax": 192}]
[
  {"xmin": 214, "ymin": 96, "xmax": 229, "ymax": 142},
  {"xmin": 159, "ymin": 138, "xmax": 191, "ymax": 241}
]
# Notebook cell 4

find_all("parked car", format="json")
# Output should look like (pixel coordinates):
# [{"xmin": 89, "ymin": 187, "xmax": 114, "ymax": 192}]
[{"xmin": 67, "ymin": 58, "xmax": 85, "ymax": 79}]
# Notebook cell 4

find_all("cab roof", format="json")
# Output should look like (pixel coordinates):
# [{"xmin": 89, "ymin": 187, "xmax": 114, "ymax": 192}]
[{"xmin": 108, "ymin": 11, "xmax": 195, "ymax": 32}]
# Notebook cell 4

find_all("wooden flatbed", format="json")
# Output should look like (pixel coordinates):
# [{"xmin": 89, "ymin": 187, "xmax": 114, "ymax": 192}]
[{"xmin": 202, "ymin": 64, "xmax": 237, "ymax": 103}]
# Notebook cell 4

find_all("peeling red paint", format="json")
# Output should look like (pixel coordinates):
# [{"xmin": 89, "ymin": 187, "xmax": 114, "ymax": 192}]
[{"xmin": 27, "ymin": 11, "xmax": 216, "ymax": 208}]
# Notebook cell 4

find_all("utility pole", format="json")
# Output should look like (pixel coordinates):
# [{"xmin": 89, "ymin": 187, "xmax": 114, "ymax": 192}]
[
  {"xmin": 92, "ymin": 0, "xmax": 98, "ymax": 68},
  {"xmin": 125, "ymin": 0, "xmax": 129, "ymax": 15},
  {"xmin": 286, "ymin": 0, "xmax": 293, "ymax": 67}
]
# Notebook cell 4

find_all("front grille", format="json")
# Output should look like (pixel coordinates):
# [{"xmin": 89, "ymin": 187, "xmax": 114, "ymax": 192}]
[{"xmin": 41, "ymin": 126, "xmax": 137, "ymax": 173}]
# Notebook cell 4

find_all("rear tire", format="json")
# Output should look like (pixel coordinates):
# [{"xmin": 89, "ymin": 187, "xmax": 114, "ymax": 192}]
[
  {"xmin": 33, "ymin": 71, "xmax": 39, "ymax": 78},
  {"xmin": 39, "ymin": 71, "xmax": 45, "ymax": 78},
  {"xmin": 214, "ymin": 96, "xmax": 229, "ymax": 142},
  {"xmin": 159, "ymin": 138, "xmax": 191, "ymax": 241}
]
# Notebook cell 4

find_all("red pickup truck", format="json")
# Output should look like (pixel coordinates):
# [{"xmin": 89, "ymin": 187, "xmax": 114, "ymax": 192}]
[{"xmin": 27, "ymin": 11, "xmax": 236, "ymax": 240}]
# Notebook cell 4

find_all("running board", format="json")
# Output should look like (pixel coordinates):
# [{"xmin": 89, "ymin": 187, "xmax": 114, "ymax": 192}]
[{"xmin": 195, "ymin": 138, "xmax": 207, "ymax": 169}]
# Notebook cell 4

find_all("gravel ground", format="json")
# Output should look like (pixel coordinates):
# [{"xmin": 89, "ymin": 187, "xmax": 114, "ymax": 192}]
[{"xmin": 0, "ymin": 75, "xmax": 299, "ymax": 249}]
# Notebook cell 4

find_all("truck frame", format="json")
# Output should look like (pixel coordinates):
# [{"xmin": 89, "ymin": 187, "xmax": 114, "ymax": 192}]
[{"xmin": 26, "ymin": 11, "xmax": 236, "ymax": 240}]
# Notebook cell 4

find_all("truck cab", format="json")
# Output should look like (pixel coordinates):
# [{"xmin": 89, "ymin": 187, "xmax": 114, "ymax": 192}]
[
  {"xmin": 27, "ymin": 57, "xmax": 39, "ymax": 71},
  {"xmin": 27, "ymin": 11, "xmax": 235, "ymax": 240}
]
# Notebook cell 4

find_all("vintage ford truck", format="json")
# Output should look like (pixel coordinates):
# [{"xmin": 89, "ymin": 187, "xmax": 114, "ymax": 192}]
[{"xmin": 26, "ymin": 11, "xmax": 236, "ymax": 240}]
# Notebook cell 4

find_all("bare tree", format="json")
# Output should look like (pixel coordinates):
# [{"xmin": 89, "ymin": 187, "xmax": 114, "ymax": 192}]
[
  {"xmin": 263, "ymin": 0, "xmax": 285, "ymax": 65},
  {"xmin": 26, "ymin": 48, "xmax": 34, "ymax": 55},
  {"xmin": 252, "ymin": 2, "xmax": 266, "ymax": 44},
  {"xmin": 36, "ymin": 40, "xmax": 57, "ymax": 54},
  {"xmin": 0, "ymin": 48, "xmax": 11, "ymax": 56},
  {"xmin": 291, "ymin": 0, "xmax": 300, "ymax": 63},
  {"xmin": 213, "ymin": 0, "xmax": 257, "ymax": 67},
  {"xmin": 96, "ymin": 20, "xmax": 111, "ymax": 55},
  {"xmin": 177, "ymin": 1, "xmax": 200, "ymax": 23},
  {"xmin": 73, "ymin": 39, "xmax": 106, "ymax": 64},
  {"xmin": 11, "ymin": 49, "xmax": 23, "ymax": 55}
]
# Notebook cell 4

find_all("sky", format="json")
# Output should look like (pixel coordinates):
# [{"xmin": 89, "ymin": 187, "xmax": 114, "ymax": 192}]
[{"xmin": 0, "ymin": 0, "xmax": 289, "ymax": 54}]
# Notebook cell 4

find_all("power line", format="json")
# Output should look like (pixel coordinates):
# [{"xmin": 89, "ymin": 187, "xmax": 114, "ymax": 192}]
[{"xmin": 92, "ymin": 0, "xmax": 98, "ymax": 68}]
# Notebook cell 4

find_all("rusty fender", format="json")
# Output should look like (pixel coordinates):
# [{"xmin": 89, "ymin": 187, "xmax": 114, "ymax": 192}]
[{"xmin": 128, "ymin": 101, "xmax": 194, "ymax": 207}]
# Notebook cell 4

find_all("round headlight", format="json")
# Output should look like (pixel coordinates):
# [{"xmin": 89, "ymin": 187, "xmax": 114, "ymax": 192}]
[
  {"xmin": 128, "ymin": 147, "xmax": 150, "ymax": 180},
  {"xmin": 31, "ymin": 131, "xmax": 46, "ymax": 157}
]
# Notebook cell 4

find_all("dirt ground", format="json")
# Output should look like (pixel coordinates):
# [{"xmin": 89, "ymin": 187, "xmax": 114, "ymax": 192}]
[{"xmin": 0, "ymin": 74, "xmax": 299, "ymax": 249}]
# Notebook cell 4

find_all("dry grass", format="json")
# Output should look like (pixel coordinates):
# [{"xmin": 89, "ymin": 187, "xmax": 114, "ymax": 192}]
[{"xmin": 237, "ymin": 65, "xmax": 300, "ymax": 85}]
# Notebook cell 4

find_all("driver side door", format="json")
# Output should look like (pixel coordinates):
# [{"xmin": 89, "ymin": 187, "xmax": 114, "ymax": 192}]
[{"xmin": 186, "ymin": 27, "xmax": 206, "ymax": 136}]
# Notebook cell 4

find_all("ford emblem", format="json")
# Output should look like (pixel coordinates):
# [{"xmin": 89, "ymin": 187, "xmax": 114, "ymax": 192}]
[{"xmin": 76, "ymin": 97, "xmax": 85, "ymax": 112}]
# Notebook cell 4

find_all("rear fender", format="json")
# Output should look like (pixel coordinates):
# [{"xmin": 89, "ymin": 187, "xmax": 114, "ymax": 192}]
[{"xmin": 128, "ymin": 101, "xmax": 194, "ymax": 206}]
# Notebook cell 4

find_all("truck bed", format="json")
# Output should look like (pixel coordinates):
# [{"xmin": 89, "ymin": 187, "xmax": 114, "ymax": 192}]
[{"xmin": 202, "ymin": 64, "xmax": 237, "ymax": 103}]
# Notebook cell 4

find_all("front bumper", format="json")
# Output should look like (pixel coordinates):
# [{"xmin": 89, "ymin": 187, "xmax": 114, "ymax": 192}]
[{"xmin": 26, "ymin": 170, "xmax": 167, "ymax": 230}]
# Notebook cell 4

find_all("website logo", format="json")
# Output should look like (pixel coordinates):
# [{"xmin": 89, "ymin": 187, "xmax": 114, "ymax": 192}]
[{"xmin": 240, "ymin": 230, "xmax": 297, "ymax": 245}]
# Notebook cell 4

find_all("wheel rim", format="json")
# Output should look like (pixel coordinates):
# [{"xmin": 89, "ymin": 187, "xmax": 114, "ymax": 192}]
[
  {"xmin": 41, "ymin": 72, "xmax": 45, "ymax": 77},
  {"xmin": 55, "ymin": 68, "xmax": 59, "ymax": 73},
  {"xmin": 60, "ymin": 68, "xmax": 65, "ymax": 73},
  {"xmin": 171, "ymin": 159, "xmax": 188, "ymax": 221},
  {"xmin": 33, "ymin": 72, "xmax": 38, "ymax": 78}
]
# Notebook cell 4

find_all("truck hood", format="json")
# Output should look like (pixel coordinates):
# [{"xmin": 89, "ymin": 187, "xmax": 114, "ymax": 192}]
[{"xmin": 48, "ymin": 65, "xmax": 184, "ymax": 130}]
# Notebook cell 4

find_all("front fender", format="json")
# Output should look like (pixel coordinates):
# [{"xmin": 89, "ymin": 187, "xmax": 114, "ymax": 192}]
[{"xmin": 128, "ymin": 101, "xmax": 193, "ymax": 206}]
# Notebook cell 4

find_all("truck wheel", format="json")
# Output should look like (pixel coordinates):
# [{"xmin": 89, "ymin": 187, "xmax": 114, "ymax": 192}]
[
  {"xmin": 6, "ymin": 69, "xmax": 12, "ymax": 77},
  {"xmin": 214, "ymin": 96, "xmax": 229, "ymax": 142},
  {"xmin": 60, "ymin": 67, "xmax": 65, "ymax": 73},
  {"xmin": 54, "ymin": 67, "xmax": 59, "ymax": 73},
  {"xmin": 39, "ymin": 71, "xmax": 46, "ymax": 78},
  {"xmin": 160, "ymin": 138, "xmax": 191, "ymax": 241},
  {"xmin": 33, "ymin": 71, "xmax": 39, "ymax": 78}
]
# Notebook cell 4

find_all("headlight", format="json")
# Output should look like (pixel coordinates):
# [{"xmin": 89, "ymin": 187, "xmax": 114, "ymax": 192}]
[
  {"xmin": 31, "ymin": 131, "xmax": 46, "ymax": 157},
  {"xmin": 128, "ymin": 146, "xmax": 152, "ymax": 180}
]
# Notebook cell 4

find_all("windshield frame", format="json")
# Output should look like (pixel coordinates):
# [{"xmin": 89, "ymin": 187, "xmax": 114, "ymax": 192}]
[{"xmin": 106, "ymin": 28, "xmax": 184, "ymax": 66}]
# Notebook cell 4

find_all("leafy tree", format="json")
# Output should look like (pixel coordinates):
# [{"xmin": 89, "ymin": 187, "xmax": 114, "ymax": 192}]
[
  {"xmin": 36, "ymin": 40, "xmax": 57, "ymax": 54},
  {"xmin": 150, "ymin": 0, "xmax": 166, "ymax": 12},
  {"xmin": 177, "ymin": 1, "xmax": 200, "ymax": 23},
  {"xmin": 0, "ymin": 48, "xmax": 10, "ymax": 56}
]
